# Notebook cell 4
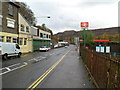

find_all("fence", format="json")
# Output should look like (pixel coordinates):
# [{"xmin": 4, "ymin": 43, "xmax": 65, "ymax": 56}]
[{"xmin": 80, "ymin": 46, "xmax": 120, "ymax": 88}]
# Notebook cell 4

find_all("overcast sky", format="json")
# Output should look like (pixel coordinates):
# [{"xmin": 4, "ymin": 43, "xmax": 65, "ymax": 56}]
[{"xmin": 18, "ymin": 0, "xmax": 119, "ymax": 34}]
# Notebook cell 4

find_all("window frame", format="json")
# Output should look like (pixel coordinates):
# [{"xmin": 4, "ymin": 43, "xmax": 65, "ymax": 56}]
[
  {"xmin": 0, "ymin": 15, "xmax": 3, "ymax": 26},
  {"xmin": 40, "ymin": 33, "xmax": 43, "ymax": 37},
  {"xmin": 19, "ymin": 38, "xmax": 23, "ymax": 45},
  {"xmin": 6, "ymin": 36, "xmax": 11, "ymax": 42},
  {"xmin": 8, "ymin": 4, "xmax": 14, "ymax": 16},
  {"xmin": 0, "ymin": 36, "xmax": 4, "ymax": 42},
  {"xmin": 7, "ymin": 18, "xmax": 15, "ymax": 28},
  {"xmin": 12, "ymin": 37, "xmax": 17, "ymax": 43},
  {"xmin": 26, "ymin": 26, "xmax": 29, "ymax": 32},
  {"xmin": 24, "ymin": 38, "xmax": 27, "ymax": 45},
  {"xmin": 20, "ymin": 24, "xmax": 24, "ymax": 31}
]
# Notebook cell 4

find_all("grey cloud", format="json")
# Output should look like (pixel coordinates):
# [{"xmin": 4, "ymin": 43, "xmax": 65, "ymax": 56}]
[{"xmin": 26, "ymin": 0, "xmax": 118, "ymax": 34}]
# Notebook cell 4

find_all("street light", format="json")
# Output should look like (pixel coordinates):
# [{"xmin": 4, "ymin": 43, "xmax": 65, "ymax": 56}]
[{"xmin": 36, "ymin": 16, "xmax": 51, "ymax": 18}]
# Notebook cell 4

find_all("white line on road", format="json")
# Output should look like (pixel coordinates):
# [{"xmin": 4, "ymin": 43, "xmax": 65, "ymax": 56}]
[
  {"xmin": 0, "ymin": 63, "xmax": 21, "ymax": 70},
  {"xmin": 5, "ymin": 67, "xmax": 11, "ymax": 71},
  {"xmin": 11, "ymin": 63, "xmax": 27, "ymax": 71},
  {"xmin": 7, "ymin": 63, "xmax": 21, "ymax": 68},
  {"xmin": 1, "ymin": 52, "xmax": 57, "ymax": 75},
  {"xmin": 0, "ymin": 62, "xmax": 28, "ymax": 76}
]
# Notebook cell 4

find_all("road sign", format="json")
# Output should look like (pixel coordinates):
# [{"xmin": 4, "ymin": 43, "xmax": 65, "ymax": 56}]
[
  {"xmin": 94, "ymin": 40, "xmax": 109, "ymax": 42},
  {"xmin": 96, "ymin": 46, "xmax": 100, "ymax": 52},
  {"xmin": 81, "ymin": 22, "xmax": 89, "ymax": 27},
  {"xmin": 80, "ymin": 39, "xmax": 83, "ymax": 42},
  {"xmin": 106, "ymin": 46, "xmax": 110, "ymax": 53},
  {"xmin": 80, "ymin": 22, "xmax": 89, "ymax": 47},
  {"xmin": 100, "ymin": 46, "xmax": 105, "ymax": 53}
]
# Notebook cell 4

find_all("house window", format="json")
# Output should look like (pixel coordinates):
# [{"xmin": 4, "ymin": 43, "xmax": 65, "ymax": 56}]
[
  {"xmin": 19, "ymin": 38, "xmax": 23, "ymax": 45},
  {"xmin": 0, "ymin": 16, "xmax": 2, "ymax": 26},
  {"xmin": 40, "ymin": 33, "xmax": 43, "ymax": 37},
  {"xmin": 0, "ymin": 36, "xmax": 4, "ymax": 42},
  {"xmin": 21, "ymin": 24, "xmax": 24, "ymax": 31},
  {"xmin": 43, "ymin": 34, "xmax": 46, "ymax": 38},
  {"xmin": 7, "ymin": 19, "xmax": 15, "ymax": 28},
  {"xmin": 24, "ymin": 38, "xmax": 27, "ymax": 45},
  {"xmin": 49, "ymin": 35, "xmax": 51, "ymax": 38},
  {"xmin": 6, "ymin": 36, "xmax": 11, "ymax": 42},
  {"xmin": 37, "ymin": 29, "xmax": 39, "ymax": 36},
  {"xmin": 13, "ymin": 37, "xmax": 17, "ymax": 43},
  {"xmin": 8, "ymin": 4, "xmax": 13, "ymax": 16},
  {"xmin": 26, "ymin": 26, "xmax": 29, "ymax": 32},
  {"xmin": 46, "ymin": 34, "xmax": 48, "ymax": 38}
]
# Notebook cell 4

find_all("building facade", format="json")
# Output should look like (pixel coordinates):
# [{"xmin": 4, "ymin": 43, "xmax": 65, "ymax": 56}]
[
  {"xmin": 18, "ymin": 13, "xmax": 32, "ymax": 53},
  {"xmin": 0, "ymin": 1, "xmax": 2, "ymax": 33},
  {"xmin": 31, "ymin": 26, "xmax": 51, "ymax": 51},
  {"xmin": 0, "ymin": 2, "xmax": 19, "ymax": 43},
  {"xmin": 0, "ymin": 1, "xmax": 52, "ymax": 53}
]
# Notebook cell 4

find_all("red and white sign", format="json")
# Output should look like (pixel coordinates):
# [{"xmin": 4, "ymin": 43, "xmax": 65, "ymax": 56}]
[
  {"xmin": 81, "ymin": 22, "xmax": 89, "ymax": 27},
  {"xmin": 93, "ymin": 40, "xmax": 110, "ymax": 42},
  {"xmin": 80, "ymin": 39, "xmax": 83, "ymax": 42}
]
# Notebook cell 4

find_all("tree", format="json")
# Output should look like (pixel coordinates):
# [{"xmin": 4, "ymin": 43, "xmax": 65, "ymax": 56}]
[
  {"xmin": 41, "ymin": 24, "xmax": 46, "ymax": 30},
  {"xmin": 16, "ymin": 2, "xmax": 37, "ymax": 25},
  {"xmin": 80, "ymin": 30, "xmax": 94, "ymax": 46}
]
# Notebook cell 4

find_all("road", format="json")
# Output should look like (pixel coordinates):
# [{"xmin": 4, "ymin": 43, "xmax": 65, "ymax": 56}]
[{"xmin": 2, "ymin": 45, "xmax": 92, "ymax": 88}]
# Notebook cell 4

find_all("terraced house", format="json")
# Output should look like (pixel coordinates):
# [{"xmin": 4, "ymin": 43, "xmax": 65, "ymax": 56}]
[
  {"xmin": 18, "ymin": 13, "xmax": 32, "ymax": 53},
  {"xmin": 0, "ymin": 1, "xmax": 19, "ymax": 43},
  {"xmin": 0, "ymin": 1, "xmax": 52, "ymax": 53}
]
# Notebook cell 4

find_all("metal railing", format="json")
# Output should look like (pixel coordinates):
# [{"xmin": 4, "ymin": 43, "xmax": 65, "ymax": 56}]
[{"xmin": 80, "ymin": 46, "xmax": 120, "ymax": 88}]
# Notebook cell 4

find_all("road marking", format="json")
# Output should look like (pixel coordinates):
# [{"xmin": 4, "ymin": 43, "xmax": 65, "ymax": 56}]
[
  {"xmin": 0, "ymin": 63, "xmax": 21, "ymax": 70},
  {"xmin": 0, "ymin": 62, "xmax": 27, "ymax": 76},
  {"xmin": 7, "ymin": 63, "xmax": 21, "ymax": 68},
  {"xmin": 28, "ymin": 56, "xmax": 46, "ymax": 62},
  {"xmin": 11, "ymin": 63, "xmax": 27, "ymax": 71},
  {"xmin": 5, "ymin": 67, "xmax": 11, "ymax": 71},
  {"xmin": 49, "ymin": 53, "xmax": 55, "ymax": 56},
  {"xmin": 27, "ymin": 49, "xmax": 71, "ymax": 90}
]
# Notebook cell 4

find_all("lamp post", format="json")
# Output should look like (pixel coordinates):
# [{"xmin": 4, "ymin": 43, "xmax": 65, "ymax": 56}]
[
  {"xmin": 36, "ymin": 16, "xmax": 51, "ymax": 18},
  {"xmin": 36, "ymin": 16, "xmax": 51, "ymax": 48}
]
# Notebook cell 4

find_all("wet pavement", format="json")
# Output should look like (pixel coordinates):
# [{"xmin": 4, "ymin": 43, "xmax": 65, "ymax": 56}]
[{"xmin": 2, "ymin": 45, "xmax": 92, "ymax": 88}]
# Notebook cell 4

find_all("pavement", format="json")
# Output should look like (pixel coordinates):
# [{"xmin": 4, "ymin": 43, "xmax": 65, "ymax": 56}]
[{"xmin": 2, "ymin": 45, "xmax": 92, "ymax": 88}]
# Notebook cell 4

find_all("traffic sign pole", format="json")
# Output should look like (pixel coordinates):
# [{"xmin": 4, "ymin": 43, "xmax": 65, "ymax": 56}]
[
  {"xmin": 84, "ymin": 28, "xmax": 86, "ymax": 47},
  {"xmin": 80, "ymin": 22, "xmax": 89, "ymax": 47}
]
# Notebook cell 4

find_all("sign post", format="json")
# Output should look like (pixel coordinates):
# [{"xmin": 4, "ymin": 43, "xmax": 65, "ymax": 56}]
[{"xmin": 81, "ymin": 22, "xmax": 89, "ymax": 47}]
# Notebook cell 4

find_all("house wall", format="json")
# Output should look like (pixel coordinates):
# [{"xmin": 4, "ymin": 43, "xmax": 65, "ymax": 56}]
[
  {"xmin": 18, "ymin": 13, "xmax": 32, "ymax": 53},
  {"xmin": 31, "ymin": 26, "xmax": 51, "ymax": 51},
  {"xmin": 0, "ymin": 2, "xmax": 19, "ymax": 44},
  {"xmin": 2, "ymin": 2, "xmax": 19, "ymax": 34}
]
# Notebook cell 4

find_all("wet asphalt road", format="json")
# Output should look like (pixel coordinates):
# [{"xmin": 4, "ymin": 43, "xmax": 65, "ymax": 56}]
[{"xmin": 2, "ymin": 45, "xmax": 92, "ymax": 88}]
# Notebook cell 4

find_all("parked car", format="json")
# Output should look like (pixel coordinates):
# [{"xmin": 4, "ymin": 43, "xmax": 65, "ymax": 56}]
[
  {"xmin": 39, "ymin": 46, "xmax": 50, "ymax": 51},
  {"xmin": 65, "ymin": 46, "xmax": 68, "ymax": 48},
  {"xmin": 0, "ymin": 42, "xmax": 22, "ymax": 60}
]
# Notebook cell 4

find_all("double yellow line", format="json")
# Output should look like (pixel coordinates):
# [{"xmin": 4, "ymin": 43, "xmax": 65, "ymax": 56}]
[{"xmin": 27, "ymin": 50, "xmax": 71, "ymax": 90}]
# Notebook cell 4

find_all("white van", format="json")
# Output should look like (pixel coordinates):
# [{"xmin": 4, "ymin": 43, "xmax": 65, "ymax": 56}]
[{"xmin": 0, "ymin": 42, "xmax": 22, "ymax": 60}]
